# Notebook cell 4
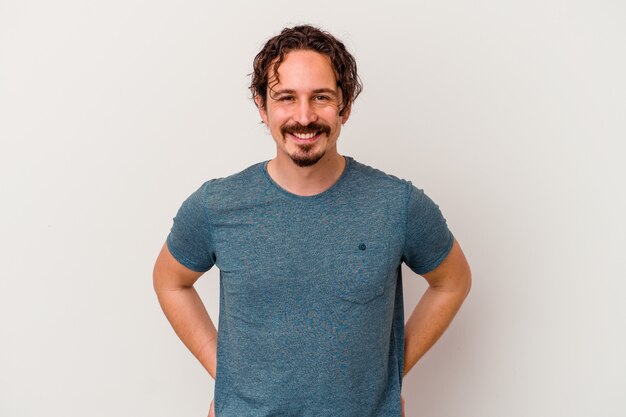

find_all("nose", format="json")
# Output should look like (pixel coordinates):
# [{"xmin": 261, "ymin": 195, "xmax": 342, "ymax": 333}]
[{"xmin": 292, "ymin": 100, "xmax": 318, "ymax": 126}]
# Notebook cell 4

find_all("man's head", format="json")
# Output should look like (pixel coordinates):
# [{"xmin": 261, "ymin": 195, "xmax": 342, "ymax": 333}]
[
  {"xmin": 251, "ymin": 25, "xmax": 362, "ymax": 116},
  {"xmin": 251, "ymin": 25, "xmax": 362, "ymax": 167}
]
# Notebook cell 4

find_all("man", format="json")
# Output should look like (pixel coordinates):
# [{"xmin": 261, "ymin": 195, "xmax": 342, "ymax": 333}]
[{"xmin": 153, "ymin": 25, "xmax": 471, "ymax": 417}]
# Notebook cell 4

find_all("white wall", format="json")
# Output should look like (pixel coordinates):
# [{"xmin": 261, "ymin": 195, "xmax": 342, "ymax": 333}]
[{"xmin": 1, "ymin": 1, "xmax": 624, "ymax": 416}]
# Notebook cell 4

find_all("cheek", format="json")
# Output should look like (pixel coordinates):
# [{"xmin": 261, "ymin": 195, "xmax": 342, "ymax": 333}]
[
  {"xmin": 267, "ymin": 111, "xmax": 291, "ymax": 129},
  {"xmin": 326, "ymin": 115, "xmax": 344, "ymax": 132},
  {"xmin": 267, "ymin": 103, "xmax": 290, "ymax": 117},
  {"xmin": 318, "ymin": 106, "xmax": 342, "ymax": 122}
]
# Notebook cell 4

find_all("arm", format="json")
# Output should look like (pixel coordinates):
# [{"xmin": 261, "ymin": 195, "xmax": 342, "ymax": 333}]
[
  {"xmin": 153, "ymin": 242, "xmax": 218, "ymax": 379},
  {"xmin": 403, "ymin": 238, "xmax": 471, "ymax": 376}
]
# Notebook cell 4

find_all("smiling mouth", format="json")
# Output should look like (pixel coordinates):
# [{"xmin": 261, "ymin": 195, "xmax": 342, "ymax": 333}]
[
  {"xmin": 290, "ymin": 131, "xmax": 320, "ymax": 140},
  {"xmin": 281, "ymin": 123, "xmax": 331, "ymax": 142}
]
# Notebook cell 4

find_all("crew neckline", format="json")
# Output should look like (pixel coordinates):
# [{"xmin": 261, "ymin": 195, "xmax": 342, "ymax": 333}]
[{"xmin": 261, "ymin": 156, "xmax": 352, "ymax": 200}]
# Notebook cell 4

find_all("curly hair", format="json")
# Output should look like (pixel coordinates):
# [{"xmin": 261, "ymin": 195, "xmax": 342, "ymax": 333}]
[{"xmin": 250, "ymin": 25, "xmax": 363, "ymax": 116}]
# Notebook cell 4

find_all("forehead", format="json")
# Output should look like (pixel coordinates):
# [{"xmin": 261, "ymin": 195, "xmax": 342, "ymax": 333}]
[{"xmin": 269, "ymin": 50, "xmax": 337, "ymax": 90}]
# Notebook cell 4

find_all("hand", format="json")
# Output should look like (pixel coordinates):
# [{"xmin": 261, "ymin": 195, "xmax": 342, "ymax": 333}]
[
  {"xmin": 207, "ymin": 399, "xmax": 215, "ymax": 417},
  {"xmin": 401, "ymin": 395, "xmax": 405, "ymax": 417}
]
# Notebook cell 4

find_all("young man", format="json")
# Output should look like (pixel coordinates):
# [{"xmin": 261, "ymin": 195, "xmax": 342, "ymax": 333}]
[{"xmin": 153, "ymin": 25, "xmax": 471, "ymax": 417}]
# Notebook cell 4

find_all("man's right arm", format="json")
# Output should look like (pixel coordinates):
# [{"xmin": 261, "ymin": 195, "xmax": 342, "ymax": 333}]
[{"xmin": 153, "ymin": 242, "xmax": 218, "ymax": 379}]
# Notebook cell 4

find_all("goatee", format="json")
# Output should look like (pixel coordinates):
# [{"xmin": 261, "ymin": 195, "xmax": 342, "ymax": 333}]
[
  {"xmin": 281, "ymin": 122, "xmax": 330, "ymax": 167},
  {"xmin": 290, "ymin": 146, "xmax": 325, "ymax": 167}
]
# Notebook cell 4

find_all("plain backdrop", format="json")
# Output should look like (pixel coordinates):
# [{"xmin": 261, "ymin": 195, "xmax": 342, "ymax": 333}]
[{"xmin": 1, "ymin": 1, "xmax": 625, "ymax": 416}]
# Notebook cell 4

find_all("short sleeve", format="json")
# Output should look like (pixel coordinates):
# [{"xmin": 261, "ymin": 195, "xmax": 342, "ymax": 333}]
[
  {"xmin": 402, "ymin": 183, "xmax": 454, "ymax": 275},
  {"xmin": 166, "ymin": 182, "xmax": 216, "ymax": 272}
]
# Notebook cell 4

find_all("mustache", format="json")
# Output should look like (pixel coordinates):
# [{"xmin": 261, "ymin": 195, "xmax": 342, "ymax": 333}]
[{"xmin": 281, "ymin": 122, "xmax": 331, "ymax": 137}]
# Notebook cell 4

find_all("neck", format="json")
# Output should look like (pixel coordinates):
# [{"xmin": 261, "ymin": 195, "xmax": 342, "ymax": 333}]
[{"xmin": 267, "ymin": 152, "xmax": 346, "ymax": 197}]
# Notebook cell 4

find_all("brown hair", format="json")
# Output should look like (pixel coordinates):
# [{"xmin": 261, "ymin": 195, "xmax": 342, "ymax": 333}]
[{"xmin": 250, "ymin": 25, "xmax": 363, "ymax": 116}]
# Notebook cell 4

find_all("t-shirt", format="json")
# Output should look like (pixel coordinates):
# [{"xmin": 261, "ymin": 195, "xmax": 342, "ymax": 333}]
[{"xmin": 166, "ymin": 156, "xmax": 454, "ymax": 417}]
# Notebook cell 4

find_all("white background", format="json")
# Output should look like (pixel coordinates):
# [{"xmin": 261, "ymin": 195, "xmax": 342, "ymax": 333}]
[{"xmin": 1, "ymin": 1, "xmax": 625, "ymax": 416}]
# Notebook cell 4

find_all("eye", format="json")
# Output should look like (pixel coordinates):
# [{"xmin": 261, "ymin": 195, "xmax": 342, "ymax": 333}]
[
  {"xmin": 278, "ymin": 95, "xmax": 295, "ymax": 102},
  {"xmin": 313, "ymin": 95, "xmax": 330, "ymax": 101}
]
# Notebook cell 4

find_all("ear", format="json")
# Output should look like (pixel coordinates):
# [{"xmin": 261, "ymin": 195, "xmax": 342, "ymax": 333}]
[
  {"xmin": 340, "ymin": 103, "xmax": 352, "ymax": 124},
  {"xmin": 255, "ymin": 95, "xmax": 268, "ymax": 124}
]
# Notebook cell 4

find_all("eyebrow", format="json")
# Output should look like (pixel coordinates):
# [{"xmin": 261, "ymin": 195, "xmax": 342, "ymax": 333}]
[{"xmin": 272, "ymin": 88, "xmax": 338, "ymax": 96}]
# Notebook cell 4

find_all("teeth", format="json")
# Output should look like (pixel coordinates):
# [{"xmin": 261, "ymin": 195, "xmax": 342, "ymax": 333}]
[{"xmin": 293, "ymin": 132, "xmax": 317, "ymax": 139}]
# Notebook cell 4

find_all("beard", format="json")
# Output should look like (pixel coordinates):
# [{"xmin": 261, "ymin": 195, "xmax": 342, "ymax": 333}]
[
  {"xmin": 280, "ymin": 122, "xmax": 331, "ymax": 167},
  {"xmin": 289, "ymin": 145, "xmax": 325, "ymax": 167}
]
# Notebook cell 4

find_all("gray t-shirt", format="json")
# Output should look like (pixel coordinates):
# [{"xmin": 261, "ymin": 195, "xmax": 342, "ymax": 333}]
[{"xmin": 167, "ymin": 156, "xmax": 453, "ymax": 417}]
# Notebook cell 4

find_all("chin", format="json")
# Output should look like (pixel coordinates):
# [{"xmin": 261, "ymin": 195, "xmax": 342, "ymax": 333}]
[{"xmin": 289, "ymin": 150, "xmax": 326, "ymax": 167}]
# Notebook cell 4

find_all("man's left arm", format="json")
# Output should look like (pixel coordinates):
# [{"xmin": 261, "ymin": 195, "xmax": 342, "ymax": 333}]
[{"xmin": 403, "ymin": 238, "xmax": 472, "ymax": 376}]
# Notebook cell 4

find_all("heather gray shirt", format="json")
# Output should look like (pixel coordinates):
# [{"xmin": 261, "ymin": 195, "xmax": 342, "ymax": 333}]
[{"xmin": 167, "ymin": 157, "xmax": 454, "ymax": 417}]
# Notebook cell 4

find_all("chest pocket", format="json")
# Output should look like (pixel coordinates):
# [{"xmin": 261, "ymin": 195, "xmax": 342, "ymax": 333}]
[{"xmin": 335, "ymin": 241, "xmax": 393, "ymax": 304}]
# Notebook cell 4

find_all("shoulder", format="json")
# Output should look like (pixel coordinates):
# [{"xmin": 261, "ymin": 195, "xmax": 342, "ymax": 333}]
[
  {"xmin": 345, "ymin": 157, "xmax": 412, "ymax": 196},
  {"xmin": 192, "ymin": 161, "xmax": 266, "ymax": 202}
]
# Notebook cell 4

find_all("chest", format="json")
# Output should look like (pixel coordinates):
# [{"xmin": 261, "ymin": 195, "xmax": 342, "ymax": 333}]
[{"xmin": 211, "ymin": 198, "xmax": 405, "ymax": 307}]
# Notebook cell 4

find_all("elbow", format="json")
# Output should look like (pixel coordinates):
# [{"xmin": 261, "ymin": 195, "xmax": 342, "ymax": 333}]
[
  {"xmin": 461, "ymin": 262, "xmax": 472, "ymax": 299},
  {"xmin": 152, "ymin": 264, "xmax": 163, "ymax": 295},
  {"xmin": 463, "ymin": 269, "xmax": 472, "ymax": 298},
  {"xmin": 458, "ymin": 251, "xmax": 472, "ymax": 296}
]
